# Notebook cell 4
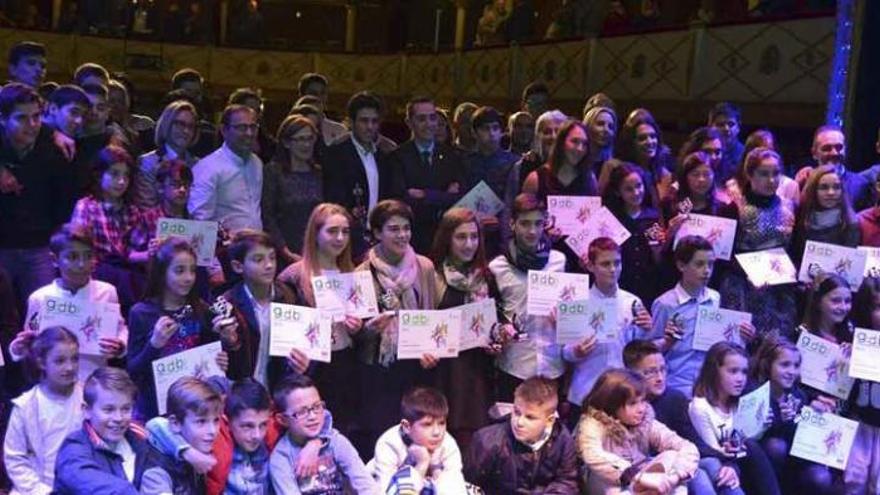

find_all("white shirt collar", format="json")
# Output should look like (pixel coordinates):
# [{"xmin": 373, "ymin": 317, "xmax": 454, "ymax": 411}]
[
  {"xmin": 220, "ymin": 142, "xmax": 254, "ymax": 166},
  {"xmin": 352, "ymin": 137, "xmax": 376, "ymax": 156},
  {"xmin": 673, "ymin": 282, "xmax": 715, "ymax": 305}
]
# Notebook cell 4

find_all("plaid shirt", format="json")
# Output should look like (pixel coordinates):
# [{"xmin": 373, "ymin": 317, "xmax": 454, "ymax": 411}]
[{"xmin": 70, "ymin": 196, "xmax": 152, "ymax": 261}]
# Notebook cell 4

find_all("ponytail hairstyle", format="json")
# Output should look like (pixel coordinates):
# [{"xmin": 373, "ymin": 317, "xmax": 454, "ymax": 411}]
[{"xmin": 27, "ymin": 326, "xmax": 79, "ymax": 382}]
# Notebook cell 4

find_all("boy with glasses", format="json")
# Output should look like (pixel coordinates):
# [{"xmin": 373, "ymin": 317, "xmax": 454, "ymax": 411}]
[{"xmin": 270, "ymin": 375, "xmax": 376, "ymax": 494}]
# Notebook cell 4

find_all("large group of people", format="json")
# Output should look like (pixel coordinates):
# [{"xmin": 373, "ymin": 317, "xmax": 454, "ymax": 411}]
[{"xmin": 1, "ymin": 38, "xmax": 880, "ymax": 495}]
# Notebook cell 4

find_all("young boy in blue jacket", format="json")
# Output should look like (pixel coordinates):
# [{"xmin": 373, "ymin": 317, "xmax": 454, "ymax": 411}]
[{"xmin": 54, "ymin": 367, "xmax": 149, "ymax": 495}]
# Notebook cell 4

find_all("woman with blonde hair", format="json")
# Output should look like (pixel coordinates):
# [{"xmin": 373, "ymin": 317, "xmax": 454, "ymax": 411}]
[
  {"xmin": 134, "ymin": 99, "xmax": 199, "ymax": 208},
  {"xmin": 277, "ymin": 202, "xmax": 361, "ymax": 437}
]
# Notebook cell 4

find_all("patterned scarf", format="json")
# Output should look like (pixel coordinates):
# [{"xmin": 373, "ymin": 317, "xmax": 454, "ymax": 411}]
[
  {"xmin": 440, "ymin": 260, "xmax": 489, "ymax": 303},
  {"xmin": 369, "ymin": 245, "xmax": 420, "ymax": 366}
]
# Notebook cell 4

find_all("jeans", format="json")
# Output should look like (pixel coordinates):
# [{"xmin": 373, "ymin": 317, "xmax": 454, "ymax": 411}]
[
  {"xmin": 695, "ymin": 457, "xmax": 744, "ymax": 495},
  {"xmin": 0, "ymin": 247, "xmax": 56, "ymax": 314}
]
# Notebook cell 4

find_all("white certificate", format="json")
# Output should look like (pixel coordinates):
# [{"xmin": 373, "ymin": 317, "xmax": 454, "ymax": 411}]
[
  {"xmin": 790, "ymin": 408, "xmax": 859, "ymax": 470},
  {"xmin": 526, "ymin": 270, "xmax": 590, "ymax": 317},
  {"xmin": 674, "ymin": 214, "xmax": 737, "ymax": 261},
  {"xmin": 693, "ymin": 306, "xmax": 750, "ymax": 352},
  {"xmin": 397, "ymin": 310, "xmax": 461, "ymax": 360},
  {"xmin": 735, "ymin": 248, "xmax": 797, "ymax": 287},
  {"xmin": 459, "ymin": 298, "xmax": 497, "ymax": 351},
  {"xmin": 39, "ymin": 297, "xmax": 121, "ymax": 356},
  {"xmin": 797, "ymin": 332, "xmax": 855, "ymax": 399},
  {"xmin": 269, "ymin": 303, "xmax": 332, "ymax": 363},
  {"xmin": 858, "ymin": 246, "xmax": 880, "ymax": 278},
  {"xmin": 152, "ymin": 341, "xmax": 224, "ymax": 415},
  {"xmin": 454, "ymin": 180, "xmax": 504, "ymax": 219},
  {"xmin": 849, "ymin": 327, "xmax": 880, "ymax": 382},
  {"xmin": 798, "ymin": 241, "xmax": 867, "ymax": 289},
  {"xmin": 565, "ymin": 207, "xmax": 632, "ymax": 258},
  {"xmin": 547, "ymin": 195, "xmax": 602, "ymax": 237},
  {"xmin": 556, "ymin": 298, "xmax": 618, "ymax": 345},
  {"xmin": 733, "ymin": 381, "xmax": 771, "ymax": 439},
  {"xmin": 156, "ymin": 217, "xmax": 219, "ymax": 267},
  {"xmin": 311, "ymin": 271, "xmax": 379, "ymax": 320}
]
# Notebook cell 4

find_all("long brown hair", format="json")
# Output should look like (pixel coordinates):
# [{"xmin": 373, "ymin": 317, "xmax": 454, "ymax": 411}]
[
  {"xmin": 546, "ymin": 119, "xmax": 587, "ymax": 175},
  {"xmin": 796, "ymin": 164, "xmax": 857, "ymax": 234},
  {"xmin": 300, "ymin": 203, "xmax": 355, "ymax": 305},
  {"xmin": 802, "ymin": 273, "xmax": 853, "ymax": 343},
  {"xmin": 430, "ymin": 207, "xmax": 489, "ymax": 276},
  {"xmin": 693, "ymin": 342, "xmax": 749, "ymax": 409}
]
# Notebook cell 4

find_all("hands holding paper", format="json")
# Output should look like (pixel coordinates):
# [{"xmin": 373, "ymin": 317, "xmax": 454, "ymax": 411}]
[
  {"xmin": 366, "ymin": 312, "xmax": 395, "ymax": 333},
  {"xmin": 287, "ymin": 348, "xmax": 310, "ymax": 375},
  {"xmin": 572, "ymin": 334, "xmax": 597, "ymax": 359},
  {"xmin": 738, "ymin": 321, "xmax": 757, "ymax": 343},
  {"xmin": 810, "ymin": 395, "xmax": 838, "ymax": 414},
  {"xmin": 341, "ymin": 315, "xmax": 364, "ymax": 335},
  {"xmin": 214, "ymin": 351, "xmax": 229, "ymax": 372},
  {"xmin": 98, "ymin": 337, "xmax": 126, "ymax": 358},
  {"xmin": 419, "ymin": 354, "xmax": 440, "ymax": 369}
]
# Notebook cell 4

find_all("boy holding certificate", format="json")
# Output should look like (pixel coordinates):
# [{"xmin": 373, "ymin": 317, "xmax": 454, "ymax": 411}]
[
  {"xmin": 650, "ymin": 236, "xmax": 755, "ymax": 397},
  {"xmin": 489, "ymin": 193, "xmax": 567, "ymax": 401},
  {"xmin": 223, "ymin": 230, "xmax": 310, "ymax": 389},
  {"xmin": 562, "ymin": 237, "xmax": 652, "ymax": 428},
  {"xmin": 9, "ymin": 224, "xmax": 127, "ymax": 382}
]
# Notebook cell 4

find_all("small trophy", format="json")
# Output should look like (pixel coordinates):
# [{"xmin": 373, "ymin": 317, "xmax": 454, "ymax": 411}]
[{"xmin": 209, "ymin": 296, "xmax": 235, "ymax": 326}]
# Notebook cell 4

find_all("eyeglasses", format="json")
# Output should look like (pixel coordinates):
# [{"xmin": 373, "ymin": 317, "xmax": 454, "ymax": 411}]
[
  {"xmin": 639, "ymin": 366, "xmax": 667, "ymax": 378},
  {"xmin": 229, "ymin": 123, "xmax": 260, "ymax": 133},
  {"xmin": 286, "ymin": 401, "xmax": 325, "ymax": 421}
]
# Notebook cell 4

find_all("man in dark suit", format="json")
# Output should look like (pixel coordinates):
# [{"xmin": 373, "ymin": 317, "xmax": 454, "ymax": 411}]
[
  {"xmin": 324, "ymin": 91, "xmax": 398, "ymax": 261},
  {"xmin": 390, "ymin": 96, "xmax": 467, "ymax": 255}
]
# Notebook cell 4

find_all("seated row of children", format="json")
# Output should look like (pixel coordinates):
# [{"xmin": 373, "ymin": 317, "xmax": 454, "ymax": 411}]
[{"xmin": 14, "ymin": 314, "xmax": 865, "ymax": 495}]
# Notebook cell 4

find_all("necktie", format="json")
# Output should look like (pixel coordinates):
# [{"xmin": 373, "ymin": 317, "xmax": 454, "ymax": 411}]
[{"xmin": 421, "ymin": 149, "xmax": 431, "ymax": 167}]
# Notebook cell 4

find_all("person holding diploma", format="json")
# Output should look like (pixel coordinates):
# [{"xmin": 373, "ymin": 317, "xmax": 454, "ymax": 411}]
[
  {"xmin": 719, "ymin": 147, "xmax": 796, "ymax": 342},
  {"xmin": 355, "ymin": 199, "xmax": 437, "ymax": 459},
  {"xmin": 277, "ymin": 202, "xmax": 363, "ymax": 440},
  {"xmin": 140, "ymin": 159, "xmax": 222, "ymax": 298},
  {"xmin": 750, "ymin": 335, "xmax": 842, "ymax": 493},
  {"xmin": 689, "ymin": 342, "xmax": 781, "ymax": 495},
  {"xmin": 489, "ymin": 193, "xmax": 567, "ymax": 402},
  {"xmin": 8, "ymin": 224, "xmax": 127, "ymax": 383},
  {"xmin": 563, "ymin": 237, "xmax": 653, "ymax": 430},
  {"xmin": 661, "ymin": 151, "xmax": 736, "ymax": 292},
  {"xmin": 126, "ymin": 238, "xmax": 234, "ymax": 420},
  {"xmin": 791, "ymin": 165, "xmax": 860, "ymax": 265},
  {"xmin": 602, "ymin": 162, "xmax": 664, "ymax": 307},
  {"xmin": 848, "ymin": 275, "xmax": 880, "ymax": 494},
  {"xmin": 429, "ymin": 206, "xmax": 504, "ymax": 451},
  {"xmin": 795, "ymin": 274, "xmax": 854, "ymax": 416}
]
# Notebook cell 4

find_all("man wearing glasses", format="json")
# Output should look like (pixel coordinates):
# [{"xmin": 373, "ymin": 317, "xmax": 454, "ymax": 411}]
[{"xmin": 189, "ymin": 104, "xmax": 263, "ymax": 232}]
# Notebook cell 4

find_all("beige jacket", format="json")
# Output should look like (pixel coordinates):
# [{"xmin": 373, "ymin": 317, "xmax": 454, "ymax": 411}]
[{"xmin": 576, "ymin": 406, "xmax": 699, "ymax": 495}]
